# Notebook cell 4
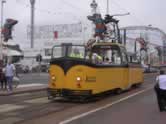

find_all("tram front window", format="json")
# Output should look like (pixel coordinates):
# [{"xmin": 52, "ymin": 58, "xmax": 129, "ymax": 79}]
[
  {"xmin": 52, "ymin": 45, "xmax": 86, "ymax": 59},
  {"xmin": 68, "ymin": 46, "xmax": 85, "ymax": 59}
]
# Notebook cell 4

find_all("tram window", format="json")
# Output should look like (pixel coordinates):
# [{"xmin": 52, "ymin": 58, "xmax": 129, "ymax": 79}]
[
  {"xmin": 109, "ymin": 50, "xmax": 121, "ymax": 65},
  {"xmin": 91, "ymin": 48, "xmax": 122, "ymax": 65},
  {"xmin": 121, "ymin": 52, "xmax": 128, "ymax": 64},
  {"xmin": 85, "ymin": 51, "xmax": 91, "ymax": 60},
  {"xmin": 68, "ymin": 46, "xmax": 85, "ymax": 58},
  {"xmin": 52, "ymin": 46, "xmax": 62, "ymax": 58},
  {"xmin": 129, "ymin": 55, "xmax": 140, "ymax": 63},
  {"xmin": 92, "ymin": 53, "xmax": 102, "ymax": 64}
]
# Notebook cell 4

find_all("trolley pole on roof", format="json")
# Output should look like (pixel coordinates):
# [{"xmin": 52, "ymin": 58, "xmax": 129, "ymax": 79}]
[{"xmin": 30, "ymin": 0, "xmax": 35, "ymax": 48}]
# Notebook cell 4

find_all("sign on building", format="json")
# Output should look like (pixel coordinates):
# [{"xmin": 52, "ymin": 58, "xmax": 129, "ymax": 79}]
[{"xmin": 27, "ymin": 23, "xmax": 82, "ymax": 40}]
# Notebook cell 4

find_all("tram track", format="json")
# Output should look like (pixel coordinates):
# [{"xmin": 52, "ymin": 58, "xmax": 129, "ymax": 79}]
[{"xmin": 18, "ymin": 74, "xmax": 157, "ymax": 124}]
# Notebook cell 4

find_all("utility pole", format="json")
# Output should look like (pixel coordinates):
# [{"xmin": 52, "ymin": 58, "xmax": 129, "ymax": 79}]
[
  {"xmin": 0, "ymin": 0, "xmax": 6, "ymax": 60},
  {"xmin": 30, "ymin": 0, "xmax": 35, "ymax": 48},
  {"xmin": 107, "ymin": 0, "xmax": 109, "ymax": 14}
]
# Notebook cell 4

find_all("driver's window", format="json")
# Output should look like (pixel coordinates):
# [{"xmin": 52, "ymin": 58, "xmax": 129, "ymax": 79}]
[{"xmin": 68, "ymin": 46, "xmax": 85, "ymax": 58}]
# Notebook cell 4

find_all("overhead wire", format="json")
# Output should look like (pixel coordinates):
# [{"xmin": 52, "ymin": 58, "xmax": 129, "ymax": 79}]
[{"xmin": 111, "ymin": 0, "xmax": 145, "ymax": 25}]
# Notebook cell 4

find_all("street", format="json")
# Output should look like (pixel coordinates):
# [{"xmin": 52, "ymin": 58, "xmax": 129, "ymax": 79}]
[{"xmin": 0, "ymin": 73, "xmax": 163, "ymax": 124}]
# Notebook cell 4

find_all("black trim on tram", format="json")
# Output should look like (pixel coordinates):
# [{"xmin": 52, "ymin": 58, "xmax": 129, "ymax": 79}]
[{"xmin": 50, "ymin": 57, "xmax": 131, "ymax": 74}]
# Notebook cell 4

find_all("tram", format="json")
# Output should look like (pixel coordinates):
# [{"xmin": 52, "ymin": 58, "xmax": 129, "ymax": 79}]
[
  {"xmin": 47, "ymin": 12, "xmax": 144, "ymax": 100},
  {"xmin": 47, "ymin": 42, "xmax": 143, "ymax": 99}
]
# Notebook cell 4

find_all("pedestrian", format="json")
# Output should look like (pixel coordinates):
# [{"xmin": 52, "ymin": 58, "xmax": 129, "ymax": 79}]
[
  {"xmin": 1, "ymin": 66, "xmax": 7, "ymax": 90},
  {"xmin": 154, "ymin": 70, "xmax": 166, "ymax": 112},
  {"xmin": 0, "ymin": 66, "xmax": 3, "ymax": 90},
  {"xmin": 5, "ymin": 61, "xmax": 15, "ymax": 92}
]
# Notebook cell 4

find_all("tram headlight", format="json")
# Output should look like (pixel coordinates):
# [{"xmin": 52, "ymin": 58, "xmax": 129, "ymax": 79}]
[
  {"xmin": 76, "ymin": 77, "xmax": 81, "ymax": 81},
  {"xmin": 76, "ymin": 77, "xmax": 82, "ymax": 88},
  {"xmin": 51, "ymin": 76, "xmax": 56, "ymax": 81}
]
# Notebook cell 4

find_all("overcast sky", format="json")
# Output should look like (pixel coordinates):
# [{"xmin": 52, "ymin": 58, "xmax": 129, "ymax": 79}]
[{"xmin": 2, "ymin": 0, "xmax": 166, "ymax": 46}]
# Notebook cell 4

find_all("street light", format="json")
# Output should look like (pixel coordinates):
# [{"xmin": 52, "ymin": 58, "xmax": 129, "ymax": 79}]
[{"xmin": 0, "ymin": 0, "xmax": 6, "ymax": 60}]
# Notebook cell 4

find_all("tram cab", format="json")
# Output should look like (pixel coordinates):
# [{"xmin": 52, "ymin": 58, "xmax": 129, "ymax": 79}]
[{"xmin": 47, "ymin": 42, "xmax": 143, "ymax": 99}]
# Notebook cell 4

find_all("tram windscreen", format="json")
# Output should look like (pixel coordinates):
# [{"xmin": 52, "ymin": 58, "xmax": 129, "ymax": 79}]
[
  {"xmin": 52, "ymin": 45, "xmax": 85, "ymax": 59},
  {"xmin": 67, "ymin": 46, "xmax": 85, "ymax": 58}
]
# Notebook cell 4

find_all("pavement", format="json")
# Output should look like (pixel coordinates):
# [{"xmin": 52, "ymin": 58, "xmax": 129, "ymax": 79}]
[{"xmin": 0, "ymin": 84, "xmax": 47, "ymax": 96}]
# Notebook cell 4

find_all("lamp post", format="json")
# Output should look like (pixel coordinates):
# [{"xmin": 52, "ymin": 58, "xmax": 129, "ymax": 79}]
[
  {"xmin": 30, "ymin": 0, "xmax": 35, "ymax": 48},
  {"xmin": 0, "ymin": 0, "xmax": 6, "ymax": 60}
]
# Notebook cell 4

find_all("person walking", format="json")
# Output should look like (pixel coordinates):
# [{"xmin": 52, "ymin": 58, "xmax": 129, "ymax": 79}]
[
  {"xmin": 0, "ymin": 65, "xmax": 3, "ymax": 90},
  {"xmin": 5, "ymin": 61, "xmax": 15, "ymax": 92},
  {"xmin": 154, "ymin": 70, "xmax": 166, "ymax": 112}
]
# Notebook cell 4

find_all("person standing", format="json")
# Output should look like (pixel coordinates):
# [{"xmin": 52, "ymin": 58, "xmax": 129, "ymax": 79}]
[
  {"xmin": 154, "ymin": 70, "xmax": 166, "ymax": 112},
  {"xmin": 0, "ymin": 66, "xmax": 3, "ymax": 90},
  {"xmin": 5, "ymin": 61, "xmax": 15, "ymax": 92},
  {"xmin": 1, "ymin": 66, "xmax": 7, "ymax": 90}
]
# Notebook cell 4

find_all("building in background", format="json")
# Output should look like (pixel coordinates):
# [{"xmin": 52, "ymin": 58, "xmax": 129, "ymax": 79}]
[{"xmin": 21, "ymin": 22, "xmax": 91, "ymax": 69}]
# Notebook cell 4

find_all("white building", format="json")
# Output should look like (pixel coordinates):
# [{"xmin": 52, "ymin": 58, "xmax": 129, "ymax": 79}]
[{"xmin": 21, "ymin": 22, "xmax": 91, "ymax": 68}]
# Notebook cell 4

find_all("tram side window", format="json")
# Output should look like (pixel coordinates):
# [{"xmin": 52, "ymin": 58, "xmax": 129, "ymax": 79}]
[
  {"xmin": 111, "ymin": 50, "xmax": 121, "ymax": 65},
  {"xmin": 92, "ymin": 52, "xmax": 103, "ymax": 64},
  {"xmin": 128, "ymin": 55, "xmax": 140, "ymax": 63},
  {"xmin": 121, "ymin": 52, "xmax": 128, "ymax": 64},
  {"xmin": 92, "ymin": 49, "xmax": 122, "ymax": 65},
  {"xmin": 52, "ymin": 47, "xmax": 62, "ymax": 58}
]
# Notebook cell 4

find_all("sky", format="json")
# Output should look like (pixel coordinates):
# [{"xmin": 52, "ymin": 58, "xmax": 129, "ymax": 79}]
[{"xmin": 2, "ymin": 0, "xmax": 166, "ymax": 47}]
